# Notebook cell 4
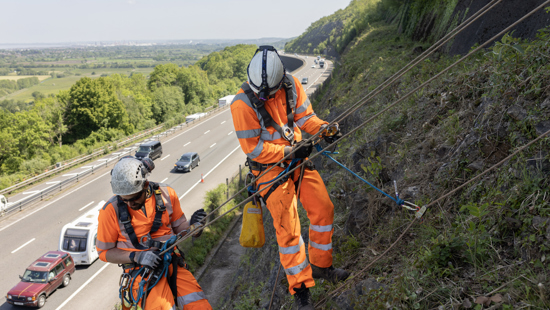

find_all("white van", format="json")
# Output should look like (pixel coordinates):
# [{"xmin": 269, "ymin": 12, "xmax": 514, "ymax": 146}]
[
  {"xmin": 0, "ymin": 195, "xmax": 8, "ymax": 215},
  {"xmin": 58, "ymin": 201, "xmax": 104, "ymax": 265}
]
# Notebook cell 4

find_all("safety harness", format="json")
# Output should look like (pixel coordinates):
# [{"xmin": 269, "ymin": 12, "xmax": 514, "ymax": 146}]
[
  {"xmin": 116, "ymin": 182, "xmax": 182, "ymax": 309},
  {"xmin": 241, "ymin": 75, "xmax": 296, "ymax": 145}
]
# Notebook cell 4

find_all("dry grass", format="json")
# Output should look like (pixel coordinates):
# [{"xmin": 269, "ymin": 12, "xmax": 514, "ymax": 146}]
[{"xmin": 0, "ymin": 75, "xmax": 51, "ymax": 81}]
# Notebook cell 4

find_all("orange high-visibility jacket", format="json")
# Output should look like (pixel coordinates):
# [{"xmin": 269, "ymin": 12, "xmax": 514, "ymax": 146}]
[
  {"xmin": 96, "ymin": 184, "xmax": 187, "ymax": 261},
  {"xmin": 231, "ymin": 74, "xmax": 327, "ymax": 163}
]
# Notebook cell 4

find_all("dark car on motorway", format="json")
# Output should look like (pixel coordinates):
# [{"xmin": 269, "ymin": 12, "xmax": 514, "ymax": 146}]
[
  {"xmin": 174, "ymin": 152, "xmax": 200, "ymax": 172},
  {"xmin": 135, "ymin": 140, "xmax": 163, "ymax": 161},
  {"xmin": 301, "ymin": 77, "xmax": 308, "ymax": 84},
  {"xmin": 6, "ymin": 251, "xmax": 75, "ymax": 308}
]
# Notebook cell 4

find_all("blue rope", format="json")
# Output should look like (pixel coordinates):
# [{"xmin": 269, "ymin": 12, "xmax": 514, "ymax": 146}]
[{"xmin": 314, "ymin": 144, "xmax": 404, "ymax": 205}]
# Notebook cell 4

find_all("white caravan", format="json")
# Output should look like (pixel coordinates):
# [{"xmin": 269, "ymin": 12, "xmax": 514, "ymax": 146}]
[{"xmin": 58, "ymin": 201, "xmax": 104, "ymax": 265}]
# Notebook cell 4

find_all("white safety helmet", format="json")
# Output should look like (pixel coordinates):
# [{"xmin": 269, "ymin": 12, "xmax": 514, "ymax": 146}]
[
  {"xmin": 111, "ymin": 157, "xmax": 149, "ymax": 195},
  {"xmin": 247, "ymin": 45, "xmax": 286, "ymax": 99}
]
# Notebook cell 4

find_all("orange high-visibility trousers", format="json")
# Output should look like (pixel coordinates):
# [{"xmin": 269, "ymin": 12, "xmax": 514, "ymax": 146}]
[
  {"xmin": 254, "ymin": 163, "xmax": 334, "ymax": 294},
  {"xmin": 125, "ymin": 263, "xmax": 211, "ymax": 310}
]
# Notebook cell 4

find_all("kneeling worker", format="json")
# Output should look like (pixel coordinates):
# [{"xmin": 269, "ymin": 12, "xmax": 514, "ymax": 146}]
[
  {"xmin": 96, "ymin": 157, "xmax": 212, "ymax": 310},
  {"xmin": 231, "ymin": 46, "xmax": 349, "ymax": 310}
]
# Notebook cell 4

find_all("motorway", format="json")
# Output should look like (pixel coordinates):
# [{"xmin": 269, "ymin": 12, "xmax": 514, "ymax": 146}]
[{"xmin": 0, "ymin": 55, "xmax": 332, "ymax": 310}]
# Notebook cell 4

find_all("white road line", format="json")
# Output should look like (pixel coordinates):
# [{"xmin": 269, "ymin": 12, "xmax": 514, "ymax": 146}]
[
  {"xmin": 46, "ymin": 181, "xmax": 61, "ymax": 184},
  {"xmin": 81, "ymin": 166, "xmax": 93, "ymax": 169},
  {"xmin": 22, "ymin": 190, "xmax": 40, "ymax": 195},
  {"xmin": 228, "ymin": 131, "xmax": 233, "ymax": 135},
  {"xmin": 210, "ymin": 143, "xmax": 216, "ymax": 148},
  {"xmin": 184, "ymin": 142, "xmax": 191, "ymax": 147},
  {"xmin": 62, "ymin": 173, "xmax": 78, "ymax": 177},
  {"xmin": 78, "ymin": 201, "xmax": 95, "ymax": 212},
  {"xmin": 179, "ymin": 145, "xmax": 240, "ymax": 200},
  {"xmin": 11, "ymin": 238, "xmax": 35, "ymax": 254},
  {"xmin": 161, "ymin": 177, "xmax": 168, "ymax": 183},
  {"xmin": 55, "ymin": 262, "xmax": 110, "ymax": 310},
  {"xmin": 161, "ymin": 154, "xmax": 170, "ymax": 161},
  {"xmin": 96, "ymin": 159, "xmax": 108, "ymax": 162},
  {"xmin": 221, "ymin": 121, "xmax": 226, "ymax": 124},
  {"xmin": 204, "ymin": 130, "xmax": 210, "ymax": 134},
  {"xmin": 162, "ymin": 109, "xmax": 230, "ymax": 144},
  {"xmin": 0, "ymin": 171, "xmax": 111, "ymax": 233}
]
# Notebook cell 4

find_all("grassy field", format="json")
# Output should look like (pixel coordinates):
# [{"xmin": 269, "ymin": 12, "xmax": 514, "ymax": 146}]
[
  {"xmin": 2, "ymin": 67, "xmax": 154, "ymax": 102},
  {"xmin": 0, "ymin": 75, "xmax": 51, "ymax": 81}
]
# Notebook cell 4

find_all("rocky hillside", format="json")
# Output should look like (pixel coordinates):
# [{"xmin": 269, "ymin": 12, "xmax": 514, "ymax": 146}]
[{"xmin": 219, "ymin": 2, "xmax": 550, "ymax": 309}]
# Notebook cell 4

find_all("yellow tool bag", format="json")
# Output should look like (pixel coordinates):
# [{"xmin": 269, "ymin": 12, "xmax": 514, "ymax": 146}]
[{"xmin": 239, "ymin": 200, "xmax": 265, "ymax": 248}]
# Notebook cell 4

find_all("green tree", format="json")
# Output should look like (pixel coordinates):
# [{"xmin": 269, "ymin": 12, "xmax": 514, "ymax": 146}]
[
  {"xmin": 64, "ymin": 77, "xmax": 130, "ymax": 142},
  {"xmin": 151, "ymin": 86, "xmax": 185, "ymax": 124},
  {"xmin": 148, "ymin": 63, "xmax": 180, "ymax": 92}
]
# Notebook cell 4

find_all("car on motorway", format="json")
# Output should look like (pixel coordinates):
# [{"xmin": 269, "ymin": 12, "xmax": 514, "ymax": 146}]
[
  {"xmin": 0, "ymin": 194, "xmax": 8, "ymax": 214},
  {"xmin": 301, "ymin": 77, "xmax": 308, "ymax": 84},
  {"xmin": 6, "ymin": 251, "xmax": 75, "ymax": 308},
  {"xmin": 135, "ymin": 140, "xmax": 163, "ymax": 160},
  {"xmin": 174, "ymin": 152, "xmax": 200, "ymax": 172},
  {"xmin": 311, "ymin": 64, "xmax": 315, "ymax": 68}
]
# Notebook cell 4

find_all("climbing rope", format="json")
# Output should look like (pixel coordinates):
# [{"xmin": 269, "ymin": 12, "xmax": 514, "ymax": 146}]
[{"xmin": 160, "ymin": 0, "xmax": 550, "ymax": 275}]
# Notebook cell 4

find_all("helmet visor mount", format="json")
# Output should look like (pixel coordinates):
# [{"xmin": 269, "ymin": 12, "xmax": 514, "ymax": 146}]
[{"xmin": 247, "ymin": 45, "xmax": 286, "ymax": 101}]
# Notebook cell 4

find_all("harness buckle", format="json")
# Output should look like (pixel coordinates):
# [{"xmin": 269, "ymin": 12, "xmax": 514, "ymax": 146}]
[
  {"xmin": 282, "ymin": 126, "xmax": 294, "ymax": 142},
  {"xmin": 119, "ymin": 273, "xmax": 131, "ymax": 290},
  {"xmin": 139, "ymin": 234, "xmax": 152, "ymax": 248}
]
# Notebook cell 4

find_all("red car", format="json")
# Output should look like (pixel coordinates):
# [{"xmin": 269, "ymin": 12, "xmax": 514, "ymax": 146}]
[{"xmin": 6, "ymin": 251, "xmax": 75, "ymax": 308}]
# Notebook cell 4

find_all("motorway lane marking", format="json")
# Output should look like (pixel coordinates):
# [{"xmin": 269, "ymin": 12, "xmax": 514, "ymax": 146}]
[
  {"xmin": 22, "ymin": 190, "xmax": 40, "ymax": 195},
  {"xmin": 46, "ymin": 181, "xmax": 61, "ymax": 184},
  {"xmin": 210, "ymin": 143, "xmax": 216, "ymax": 148},
  {"xmin": 184, "ymin": 142, "xmax": 191, "ymax": 147},
  {"xmin": 11, "ymin": 238, "xmax": 35, "ymax": 254},
  {"xmin": 221, "ymin": 121, "xmax": 226, "ymax": 124},
  {"xmin": 55, "ymin": 262, "xmax": 110, "ymax": 310},
  {"xmin": 162, "ymin": 109, "xmax": 230, "ymax": 144},
  {"xmin": 62, "ymin": 173, "xmax": 78, "ymax": 177},
  {"xmin": 161, "ymin": 177, "xmax": 168, "ymax": 183},
  {"xmin": 179, "ymin": 145, "xmax": 240, "ymax": 200},
  {"xmin": 81, "ymin": 166, "xmax": 93, "ymax": 169},
  {"xmin": 79, "ymin": 201, "xmax": 95, "ymax": 211},
  {"xmin": 204, "ymin": 130, "xmax": 210, "ymax": 134},
  {"xmin": 161, "ymin": 154, "xmax": 170, "ymax": 161},
  {"xmin": 0, "ymin": 171, "xmax": 111, "ymax": 233},
  {"xmin": 228, "ymin": 131, "xmax": 233, "ymax": 135}
]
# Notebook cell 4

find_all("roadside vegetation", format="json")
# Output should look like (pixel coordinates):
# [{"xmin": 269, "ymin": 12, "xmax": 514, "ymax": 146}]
[
  {"xmin": 0, "ymin": 44, "xmax": 257, "ymax": 190},
  {"xmin": 222, "ymin": 1, "xmax": 550, "ymax": 309}
]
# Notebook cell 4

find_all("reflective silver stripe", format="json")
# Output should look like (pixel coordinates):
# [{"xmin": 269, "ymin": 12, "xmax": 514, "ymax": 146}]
[
  {"xmin": 231, "ymin": 93, "xmax": 248, "ymax": 106},
  {"xmin": 310, "ymin": 240, "xmax": 332, "ymax": 251},
  {"xmin": 310, "ymin": 224, "xmax": 333, "ymax": 233},
  {"xmin": 279, "ymin": 236, "xmax": 304, "ymax": 255},
  {"xmin": 284, "ymin": 258, "xmax": 309, "ymax": 276},
  {"xmin": 295, "ymin": 98, "xmax": 311, "ymax": 114},
  {"xmin": 237, "ymin": 128, "xmax": 261, "ymax": 139},
  {"xmin": 247, "ymin": 139, "xmax": 264, "ymax": 160},
  {"xmin": 96, "ymin": 240, "xmax": 116, "ymax": 250},
  {"xmin": 172, "ymin": 214, "xmax": 187, "ymax": 229},
  {"xmin": 260, "ymin": 123, "xmax": 293, "ymax": 141},
  {"xmin": 177, "ymin": 291, "xmax": 207, "ymax": 306},
  {"xmin": 115, "ymin": 234, "xmax": 175, "ymax": 249},
  {"xmin": 295, "ymin": 113, "xmax": 316, "ymax": 127}
]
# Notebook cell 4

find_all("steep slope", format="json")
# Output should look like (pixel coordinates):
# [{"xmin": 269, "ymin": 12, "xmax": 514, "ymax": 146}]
[{"xmin": 219, "ymin": 2, "xmax": 550, "ymax": 309}]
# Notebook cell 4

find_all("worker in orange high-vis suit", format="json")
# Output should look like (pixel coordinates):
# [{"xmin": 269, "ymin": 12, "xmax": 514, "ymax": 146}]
[
  {"xmin": 230, "ymin": 46, "xmax": 349, "ymax": 310},
  {"xmin": 96, "ymin": 157, "xmax": 212, "ymax": 310}
]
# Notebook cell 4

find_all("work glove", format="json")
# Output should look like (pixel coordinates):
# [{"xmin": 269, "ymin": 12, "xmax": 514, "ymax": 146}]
[
  {"xmin": 293, "ymin": 140, "xmax": 313, "ymax": 159},
  {"xmin": 189, "ymin": 209, "xmax": 207, "ymax": 238},
  {"xmin": 320, "ymin": 123, "xmax": 342, "ymax": 144},
  {"xmin": 190, "ymin": 208, "xmax": 207, "ymax": 225},
  {"xmin": 134, "ymin": 250, "xmax": 161, "ymax": 269}
]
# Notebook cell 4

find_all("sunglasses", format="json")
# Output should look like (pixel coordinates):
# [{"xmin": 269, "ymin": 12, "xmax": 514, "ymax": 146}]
[{"xmin": 121, "ymin": 190, "xmax": 144, "ymax": 203}]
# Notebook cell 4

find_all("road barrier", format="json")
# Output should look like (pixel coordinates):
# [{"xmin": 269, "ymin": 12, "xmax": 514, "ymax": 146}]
[{"xmin": 0, "ymin": 104, "xmax": 229, "ymax": 217}]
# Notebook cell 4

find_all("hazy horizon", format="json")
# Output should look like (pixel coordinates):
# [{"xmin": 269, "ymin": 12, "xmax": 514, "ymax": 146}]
[{"xmin": 1, "ymin": 0, "xmax": 351, "ymax": 45}]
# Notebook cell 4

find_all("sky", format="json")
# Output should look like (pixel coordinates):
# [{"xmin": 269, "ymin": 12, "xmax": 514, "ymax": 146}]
[{"xmin": 0, "ymin": 0, "xmax": 351, "ymax": 44}]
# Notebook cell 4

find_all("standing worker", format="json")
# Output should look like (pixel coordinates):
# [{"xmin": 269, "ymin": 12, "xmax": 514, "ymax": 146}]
[
  {"xmin": 230, "ymin": 46, "xmax": 349, "ymax": 310},
  {"xmin": 96, "ymin": 157, "xmax": 212, "ymax": 310}
]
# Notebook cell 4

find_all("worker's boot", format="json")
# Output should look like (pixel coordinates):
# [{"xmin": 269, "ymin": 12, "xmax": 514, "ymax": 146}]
[
  {"xmin": 311, "ymin": 265, "xmax": 350, "ymax": 284},
  {"xmin": 293, "ymin": 283, "xmax": 315, "ymax": 310}
]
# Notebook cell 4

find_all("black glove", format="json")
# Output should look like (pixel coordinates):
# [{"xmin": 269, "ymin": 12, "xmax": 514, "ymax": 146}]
[
  {"xmin": 190, "ymin": 208, "xmax": 207, "ymax": 225},
  {"xmin": 134, "ymin": 250, "xmax": 161, "ymax": 269},
  {"xmin": 293, "ymin": 141, "xmax": 313, "ymax": 159},
  {"xmin": 324, "ymin": 131, "xmax": 342, "ymax": 144}
]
